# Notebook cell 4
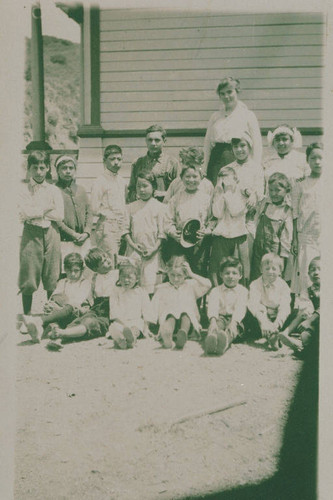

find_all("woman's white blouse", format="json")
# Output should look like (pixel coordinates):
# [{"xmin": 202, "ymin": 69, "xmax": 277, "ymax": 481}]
[{"xmin": 204, "ymin": 101, "xmax": 262, "ymax": 171}]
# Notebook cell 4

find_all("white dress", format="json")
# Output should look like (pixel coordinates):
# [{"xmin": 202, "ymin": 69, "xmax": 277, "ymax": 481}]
[
  {"xmin": 291, "ymin": 177, "xmax": 321, "ymax": 295},
  {"xmin": 109, "ymin": 286, "xmax": 152, "ymax": 332},
  {"xmin": 151, "ymin": 278, "xmax": 211, "ymax": 331},
  {"xmin": 164, "ymin": 189, "xmax": 212, "ymax": 234},
  {"xmin": 263, "ymin": 149, "xmax": 310, "ymax": 189},
  {"xmin": 124, "ymin": 198, "xmax": 166, "ymax": 294}
]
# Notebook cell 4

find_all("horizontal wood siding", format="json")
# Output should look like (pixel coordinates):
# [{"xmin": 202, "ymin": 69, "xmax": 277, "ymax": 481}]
[
  {"xmin": 99, "ymin": 10, "xmax": 323, "ymax": 132},
  {"xmin": 75, "ymin": 134, "xmax": 321, "ymax": 194}
]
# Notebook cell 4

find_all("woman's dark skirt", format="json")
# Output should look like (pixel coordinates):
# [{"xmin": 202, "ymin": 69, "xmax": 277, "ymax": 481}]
[{"xmin": 206, "ymin": 143, "xmax": 235, "ymax": 186}]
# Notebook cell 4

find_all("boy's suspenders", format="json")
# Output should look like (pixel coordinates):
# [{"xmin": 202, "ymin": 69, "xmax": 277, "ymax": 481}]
[{"xmin": 261, "ymin": 202, "xmax": 290, "ymax": 253}]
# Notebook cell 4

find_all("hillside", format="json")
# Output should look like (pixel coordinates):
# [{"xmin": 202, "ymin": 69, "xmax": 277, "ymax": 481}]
[{"xmin": 24, "ymin": 35, "xmax": 80, "ymax": 149}]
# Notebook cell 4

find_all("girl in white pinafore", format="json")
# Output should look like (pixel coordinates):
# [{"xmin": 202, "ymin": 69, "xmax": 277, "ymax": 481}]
[
  {"xmin": 123, "ymin": 171, "xmax": 166, "ymax": 295},
  {"xmin": 291, "ymin": 143, "xmax": 323, "ymax": 296}
]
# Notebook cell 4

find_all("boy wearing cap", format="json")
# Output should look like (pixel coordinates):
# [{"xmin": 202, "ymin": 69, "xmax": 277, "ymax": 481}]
[
  {"xmin": 55, "ymin": 155, "xmax": 92, "ymax": 263},
  {"xmin": 19, "ymin": 151, "xmax": 64, "ymax": 315},
  {"xmin": 90, "ymin": 145, "xmax": 127, "ymax": 262}
]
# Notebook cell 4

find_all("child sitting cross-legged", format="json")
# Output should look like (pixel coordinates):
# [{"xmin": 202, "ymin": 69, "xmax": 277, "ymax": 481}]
[
  {"xmin": 22, "ymin": 253, "xmax": 91, "ymax": 343},
  {"xmin": 279, "ymin": 256, "xmax": 320, "ymax": 356},
  {"xmin": 46, "ymin": 247, "xmax": 118, "ymax": 349},
  {"xmin": 205, "ymin": 257, "xmax": 248, "ymax": 356},
  {"xmin": 248, "ymin": 253, "xmax": 291, "ymax": 350},
  {"xmin": 151, "ymin": 256, "xmax": 211, "ymax": 349},
  {"xmin": 105, "ymin": 259, "xmax": 152, "ymax": 349}
]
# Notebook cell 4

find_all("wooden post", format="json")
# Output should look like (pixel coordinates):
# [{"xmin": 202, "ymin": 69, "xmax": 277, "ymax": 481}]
[{"xmin": 27, "ymin": 2, "xmax": 51, "ymax": 151}]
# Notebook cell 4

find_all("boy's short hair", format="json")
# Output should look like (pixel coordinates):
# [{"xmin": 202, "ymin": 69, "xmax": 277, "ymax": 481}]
[
  {"xmin": 180, "ymin": 164, "xmax": 202, "ymax": 179},
  {"xmin": 308, "ymin": 256, "xmax": 320, "ymax": 272},
  {"xmin": 54, "ymin": 154, "xmax": 77, "ymax": 171},
  {"xmin": 260, "ymin": 253, "xmax": 284, "ymax": 272},
  {"xmin": 219, "ymin": 256, "xmax": 243, "ymax": 275},
  {"xmin": 216, "ymin": 77, "xmax": 240, "ymax": 95},
  {"xmin": 268, "ymin": 172, "xmax": 291, "ymax": 193},
  {"xmin": 136, "ymin": 170, "xmax": 158, "ymax": 191},
  {"xmin": 306, "ymin": 142, "xmax": 323, "ymax": 161},
  {"xmin": 179, "ymin": 147, "xmax": 204, "ymax": 169},
  {"xmin": 217, "ymin": 166, "xmax": 238, "ymax": 181},
  {"xmin": 27, "ymin": 150, "xmax": 50, "ymax": 169},
  {"xmin": 145, "ymin": 124, "xmax": 167, "ymax": 141},
  {"xmin": 64, "ymin": 252, "xmax": 84, "ymax": 271},
  {"xmin": 84, "ymin": 247, "xmax": 107, "ymax": 272},
  {"xmin": 103, "ymin": 144, "xmax": 122, "ymax": 160}
]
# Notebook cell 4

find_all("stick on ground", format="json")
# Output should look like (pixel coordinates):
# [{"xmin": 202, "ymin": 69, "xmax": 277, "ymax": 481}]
[{"xmin": 170, "ymin": 399, "xmax": 247, "ymax": 427}]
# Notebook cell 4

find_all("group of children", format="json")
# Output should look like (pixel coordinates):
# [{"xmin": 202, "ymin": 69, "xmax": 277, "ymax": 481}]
[{"xmin": 18, "ymin": 122, "xmax": 322, "ymax": 357}]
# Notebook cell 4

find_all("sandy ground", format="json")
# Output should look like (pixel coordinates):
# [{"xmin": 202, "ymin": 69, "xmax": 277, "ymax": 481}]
[{"xmin": 14, "ymin": 306, "xmax": 302, "ymax": 500}]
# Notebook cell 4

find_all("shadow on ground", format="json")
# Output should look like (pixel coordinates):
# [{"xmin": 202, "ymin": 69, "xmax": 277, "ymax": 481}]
[{"xmin": 183, "ymin": 346, "xmax": 318, "ymax": 500}]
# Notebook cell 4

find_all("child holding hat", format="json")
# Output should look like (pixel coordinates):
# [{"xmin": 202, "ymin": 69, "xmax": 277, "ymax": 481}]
[{"xmin": 163, "ymin": 149, "xmax": 213, "ymax": 275}]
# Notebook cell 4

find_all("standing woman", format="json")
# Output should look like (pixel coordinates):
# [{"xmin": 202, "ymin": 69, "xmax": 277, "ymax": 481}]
[{"xmin": 204, "ymin": 77, "xmax": 262, "ymax": 186}]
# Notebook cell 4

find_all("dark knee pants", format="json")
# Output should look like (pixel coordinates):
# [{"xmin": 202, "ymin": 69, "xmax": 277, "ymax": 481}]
[{"xmin": 19, "ymin": 223, "xmax": 61, "ymax": 295}]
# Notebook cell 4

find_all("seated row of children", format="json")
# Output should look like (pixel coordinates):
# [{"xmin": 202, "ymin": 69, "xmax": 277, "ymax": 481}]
[
  {"xmin": 21, "ymin": 249, "xmax": 319, "ymax": 357},
  {"xmin": 18, "ymin": 122, "xmax": 321, "ymax": 357}
]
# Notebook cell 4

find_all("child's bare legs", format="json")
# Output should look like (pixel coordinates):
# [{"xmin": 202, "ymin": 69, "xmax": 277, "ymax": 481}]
[
  {"xmin": 205, "ymin": 319, "xmax": 218, "ymax": 355},
  {"xmin": 51, "ymin": 324, "xmax": 88, "ymax": 340},
  {"xmin": 279, "ymin": 311, "xmax": 306, "ymax": 352},
  {"xmin": 175, "ymin": 313, "xmax": 191, "ymax": 349},
  {"xmin": 205, "ymin": 317, "xmax": 233, "ymax": 356},
  {"xmin": 159, "ymin": 316, "xmax": 176, "ymax": 348},
  {"xmin": 107, "ymin": 321, "xmax": 136, "ymax": 349}
]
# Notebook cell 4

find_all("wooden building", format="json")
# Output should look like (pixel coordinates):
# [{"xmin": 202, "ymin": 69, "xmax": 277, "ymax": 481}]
[{"xmin": 58, "ymin": 6, "xmax": 324, "ymax": 192}]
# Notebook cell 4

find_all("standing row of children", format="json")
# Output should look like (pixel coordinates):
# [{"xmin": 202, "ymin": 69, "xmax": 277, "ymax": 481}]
[{"xmin": 19, "ymin": 120, "xmax": 322, "ymax": 357}]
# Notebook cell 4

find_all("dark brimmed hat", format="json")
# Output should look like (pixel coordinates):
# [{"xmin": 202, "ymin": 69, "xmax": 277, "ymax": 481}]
[{"xmin": 180, "ymin": 219, "xmax": 201, "ymax": 248}]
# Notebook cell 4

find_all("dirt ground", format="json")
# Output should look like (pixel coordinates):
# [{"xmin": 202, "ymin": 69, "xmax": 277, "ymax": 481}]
[{"xmin": 14, "ymin": 290, "xmax": 302, "ymax": 500}]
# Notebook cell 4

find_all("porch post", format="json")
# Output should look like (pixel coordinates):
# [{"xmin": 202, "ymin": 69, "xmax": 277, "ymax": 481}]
[{"xmin": 26, "ymin": 2, "xmax": 51, "ymax": 150}]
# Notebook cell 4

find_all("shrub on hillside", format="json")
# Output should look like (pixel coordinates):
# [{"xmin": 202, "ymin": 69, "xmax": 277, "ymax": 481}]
[{"xmin": 50, "ymin": 54, "xmax": 66, "ymax": 65}]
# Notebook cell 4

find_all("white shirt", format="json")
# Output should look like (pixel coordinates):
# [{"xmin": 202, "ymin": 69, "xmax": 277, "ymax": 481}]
[
  {"xmin": 52, "ymin": 277, "xmax": 91, "ymax": 308},
  {"xmin": 207, "ymin": 284, "xmax": 248, "ymax": 323},
  {"xmin": 227, "ymin": 159, "xmax": 265, "ymax": 201},
  {"xmin": 248, "ymin": 276, "xmax": 291, "ymax": 328},
  {"xmin": 19, "ymin": 179, "xmax": 64, "ymax": 228},
  {"xmin": 204, "ymin": 101, "xmax": 262, "ymax": 171},
  {"xmin": 87, "ymin": 270, "xmax": 119, "ymax": 304},
  {"xmin": 90, "ymin": 170, "xmax": 127, "ymax": 221},
  {"xmin": 212, "ymin": 186, "xmax": 247, "ymax": 238}
]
